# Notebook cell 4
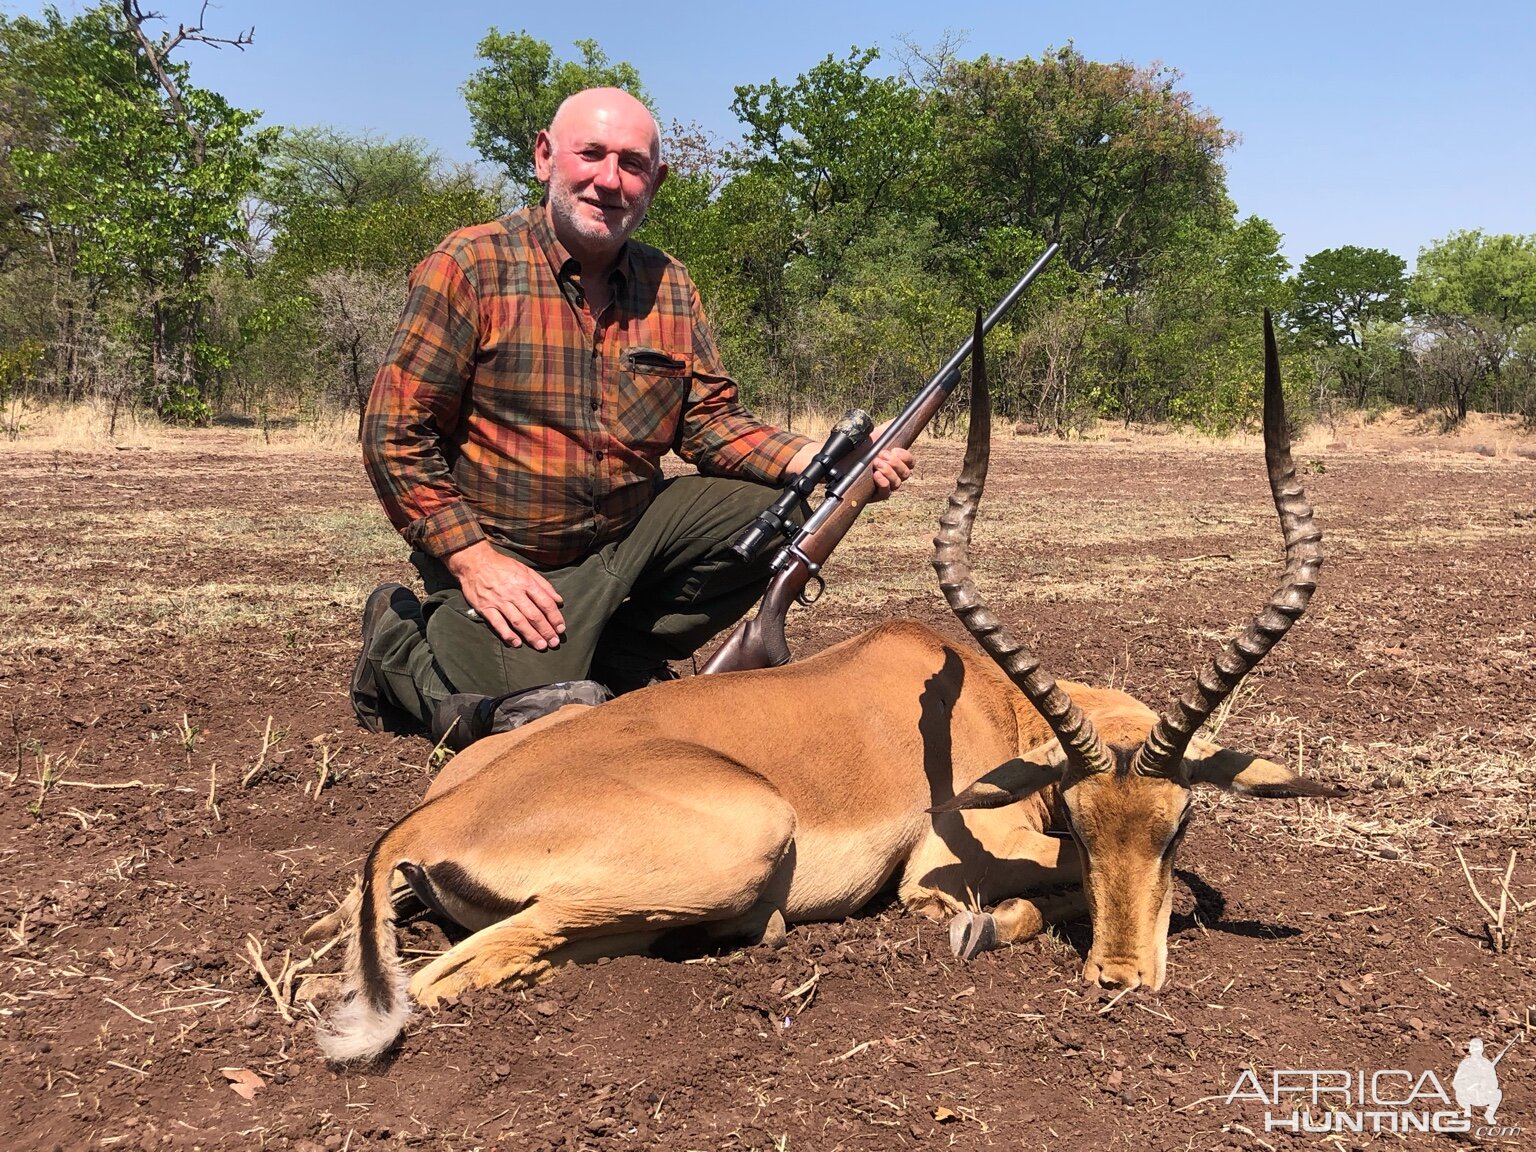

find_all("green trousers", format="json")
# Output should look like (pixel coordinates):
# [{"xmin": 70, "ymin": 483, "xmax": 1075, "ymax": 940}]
[{"xmin": 368, "ymin": 475, "xmax": 797, "ymax": 725}]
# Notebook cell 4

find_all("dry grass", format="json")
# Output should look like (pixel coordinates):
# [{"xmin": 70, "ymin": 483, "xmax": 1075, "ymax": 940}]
[
  {"xmin": 0, "ymin": 401, "xmax": 364, "ymax": 455},
  {"xmin": 1209, "ymin": 721, "xmax": 1536, "ymax": 867},
  {"xmin": 0, "ymin": 576, "xmax": 375, "ymax": 661},
  {"xmin": 1295, "ymin": 406, "xmax": 1536, "ymax": 458},
  {"xmin": 10, "ymin": 398, "xmax": 1535, "ymax": 460},
  {"xmin": 237, "ymin": 408, "xmax": 361, "ymax": 455},
  {"xmin": 0, "ymin": 476, "xmax": 398, "ymax": 660},
  {"xmin": 0, "ymin": 399, "xmax": 161, "ymax": 450}
]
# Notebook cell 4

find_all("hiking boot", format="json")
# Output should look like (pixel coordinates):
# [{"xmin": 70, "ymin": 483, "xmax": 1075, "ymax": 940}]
[
  {"xmin": 429, "ymin": 679, "xmax": 613, "ymax": 752},
  {"xmin": 350, "ymin": 582, "xmax": 419, "ymax": 732},
  {"xmin": 596, "ymin": 663, "xmax": 681, "ymax": 697}
]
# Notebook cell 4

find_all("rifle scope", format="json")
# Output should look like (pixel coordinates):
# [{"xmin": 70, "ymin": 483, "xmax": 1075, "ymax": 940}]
[{"xmin": 729, "ymin": 408, "xmax": 874, "ymax": 561}]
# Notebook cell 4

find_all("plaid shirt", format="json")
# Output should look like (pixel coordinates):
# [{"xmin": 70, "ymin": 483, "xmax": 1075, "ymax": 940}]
[{"xmin": 363, "ymin": 204, "xmax": 810, "ymax": 568}]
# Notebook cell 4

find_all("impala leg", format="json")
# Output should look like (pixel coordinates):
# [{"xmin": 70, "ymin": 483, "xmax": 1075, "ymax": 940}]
[
  {"xmin": 409, "ymin": 909, "xmax": 673, "ymax": 1006},
  {"xmin": 950, "ymin": 889, "xmax": 1088, "ymax": 959},
  {"xmin": 409, "ymin": 909, "xmax": 580, "ymax": 1005},
  {"xmin": 409, "ymin": 896, "xmax": 789, "ymax": 1006},
  {"xmin": 903, "ymin": 816, "xmax": 1080, "ymax": 922},
  {"xmin": 303, "ymin": 880, "xmax": 420, "ymax": 947}
]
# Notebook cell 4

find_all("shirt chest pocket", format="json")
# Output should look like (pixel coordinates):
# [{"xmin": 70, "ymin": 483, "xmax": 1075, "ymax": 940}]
[{"xmin": 614, "ymin": 346, "xmax": 691, "ymax": 453}]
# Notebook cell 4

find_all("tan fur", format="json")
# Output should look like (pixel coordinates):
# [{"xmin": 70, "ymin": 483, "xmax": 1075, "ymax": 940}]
[{"xmin": 314, "ymin": 620, "xmax": 1323, "ymax": 1062}]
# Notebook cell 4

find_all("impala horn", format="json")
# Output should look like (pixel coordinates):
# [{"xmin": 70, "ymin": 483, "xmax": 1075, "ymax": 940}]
[
  {"xmin": 933, "ymin": 310, "xmax": 1113, "ymax": 774},
  {"xmin": 1133, "ymin": 310, "xmax": 1324, "ymax": 777}
]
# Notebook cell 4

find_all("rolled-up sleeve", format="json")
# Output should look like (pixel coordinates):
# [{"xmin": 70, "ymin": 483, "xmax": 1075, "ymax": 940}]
[
  {"xmin": 361, "ymin": 245, "xmax": 485, "ymax": 559},
  {"xmin": 675, "ymin": 286, "xmax": 811, "ymax": 482}
]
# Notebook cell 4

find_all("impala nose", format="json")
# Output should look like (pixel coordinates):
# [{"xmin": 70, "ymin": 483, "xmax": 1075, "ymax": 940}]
[{"xmin": 1084, "ymin": 957, "xmax": 1144, "ymax": 990}]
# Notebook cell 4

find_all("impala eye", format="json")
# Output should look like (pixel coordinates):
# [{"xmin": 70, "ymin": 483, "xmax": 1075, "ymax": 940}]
[{"xmin": 1162, "ymin": 813, "xmax": 1192, "ymax": 858}]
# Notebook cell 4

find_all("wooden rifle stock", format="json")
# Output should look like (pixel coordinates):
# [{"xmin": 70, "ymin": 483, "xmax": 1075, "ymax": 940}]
[
  {"xmin": 700, "ymin": 243, "xmax": 1059, "ymax": 675},
  {"xmin": 700, "ymin": 447, "xmax": 880, "ymax": 673}
]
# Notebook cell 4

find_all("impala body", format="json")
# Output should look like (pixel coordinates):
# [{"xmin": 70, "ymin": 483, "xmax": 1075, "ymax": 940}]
[{"xmin": 315, "ymin": 313, "xmax": 1338, "ymax": 1063}]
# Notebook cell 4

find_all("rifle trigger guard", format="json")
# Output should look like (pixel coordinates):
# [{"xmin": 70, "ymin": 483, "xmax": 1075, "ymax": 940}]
[{"xmin": 796, "ymin": 574, "xmax": 826, "ymax": 607}]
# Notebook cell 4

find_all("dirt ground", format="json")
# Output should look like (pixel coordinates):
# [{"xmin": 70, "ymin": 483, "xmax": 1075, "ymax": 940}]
[{"xmin": 2, "ymin": 419, "xmax": 1534, "ymax": 1151}]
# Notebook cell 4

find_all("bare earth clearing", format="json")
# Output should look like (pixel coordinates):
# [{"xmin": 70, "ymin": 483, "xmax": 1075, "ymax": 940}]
[{"xmin": 2, "ymin": 423, "xmax": 1534, "ymax": 1151}]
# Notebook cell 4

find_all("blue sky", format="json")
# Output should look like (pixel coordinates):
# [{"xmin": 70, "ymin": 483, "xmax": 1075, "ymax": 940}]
[{"xmin": 8, "ymin": 0, "xmax": 1533, "ymax": 268}]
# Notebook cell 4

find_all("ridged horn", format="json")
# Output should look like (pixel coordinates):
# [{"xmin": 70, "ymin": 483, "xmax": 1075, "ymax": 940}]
[
  {"xmin": 1134, "ymin": 310, "xmax": 1324, "ymax": 777},
  {"xmin": 933, "ymin": 310, "xmax": 1113, "ymax": 774}
]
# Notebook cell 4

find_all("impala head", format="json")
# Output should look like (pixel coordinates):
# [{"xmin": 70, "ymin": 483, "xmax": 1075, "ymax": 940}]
[{"xmin": 933, "ymin": 309, "xmax": 1342, "ymax": 991}]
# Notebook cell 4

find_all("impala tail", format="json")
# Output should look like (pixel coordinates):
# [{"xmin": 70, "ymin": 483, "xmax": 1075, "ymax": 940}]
[{"xmin": 316, "ymin": 838, "xmax": 411, "ymax": 1063}]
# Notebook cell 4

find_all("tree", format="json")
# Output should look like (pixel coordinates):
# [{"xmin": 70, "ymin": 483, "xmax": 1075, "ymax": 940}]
[
  {"xmin": 1067, "ymin": 211, "xmax": 1289, "ymax": 430},
  {"xmin": 1291, "ymin": 246, "xmax": 1408, "ymax": 345},
  {"xmin": 1290, "ymin": 246, "xmax": 1407, "ymax": 403},
  {"xmin": 1413, "ymin": 230, "xmax": 1536, "ymax": 331},
  {"xmin": 714, "ymin": 49, "xmax": 938, "ymax": 392},
  {"xmin": 1411, "ymin": 230, "xmax": 1536, "ymax": 416},
  {"xmin": 265, "ymin": 145, "xmax": 505, "ymax": 280},
  {"xmin": 925, "ymin": 46, "xmax": 1235, "ymax": 291},
  {"xmin": 731, "ymin": 48, "xmax": 935, "ymax": 248},
  {"xmin": 307, "ymin": 268, "xmax": 403, "ymax": 436},
  {"xmin": 231, "ymin": 131, "xmax": 505, "ymax": 426},
  {"xmin": 462, "ymin": 30, "xmax": 645, "ymax": 194},
  {"xmin": 265, "ymin": 127, "xmax": 439, "ymax": 211},
  {"xmin": 776, "ymin": 215, "xmax": 971, "ymax": 424},
  {"xmin": 1414, "ymin": 321, "xmax": 1490, "ymax": 424},
  {"xmin": 0, "ymin": 2, "xmax": 271, "ymax": 419},
  {"xmin": 630, "ymin": 119, "xmax": 746, "ymax": 327}
]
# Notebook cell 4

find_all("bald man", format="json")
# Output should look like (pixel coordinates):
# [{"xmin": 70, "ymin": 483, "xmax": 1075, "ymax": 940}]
[{"xmin": 354, "ymin": 88, "xmax": 913, "ymax": 749}]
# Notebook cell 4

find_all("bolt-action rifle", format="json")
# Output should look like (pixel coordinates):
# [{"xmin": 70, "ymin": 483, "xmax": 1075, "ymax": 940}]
[{"xmin": 701, "ymin": 242, "xmax": 1059, "ymax": 675}]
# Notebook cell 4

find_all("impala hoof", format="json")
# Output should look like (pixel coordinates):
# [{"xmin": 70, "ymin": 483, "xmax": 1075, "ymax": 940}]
[
  {"xmin": 949, "ymin": 911, "xmax": 998, "ymax": 960},
  {"xmin": 762, "ymin": 908, "xmax": 788, "ymax": 950}
]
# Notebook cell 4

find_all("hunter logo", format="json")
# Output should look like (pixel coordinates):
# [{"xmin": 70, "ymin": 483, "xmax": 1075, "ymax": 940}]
[
  {"xmin": 1223, "ymin": 1036, "xmax": 1521, "ymax": 1140},
  {"xmin": 1453, "ymin": 1037, "xmax": 1506, "ymax": 1123}
]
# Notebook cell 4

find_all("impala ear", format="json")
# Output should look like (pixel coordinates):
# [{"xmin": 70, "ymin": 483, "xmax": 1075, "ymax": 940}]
[
  {"xmin": 930, "ymin": 750, "xmax": 1066, "ymax": 813},
  {"xmin": 1185, "ymin": 739, "xmax": 1346, "ymax": 799}
]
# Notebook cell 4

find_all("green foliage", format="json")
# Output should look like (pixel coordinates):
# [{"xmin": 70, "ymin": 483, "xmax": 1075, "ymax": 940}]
[
  {"xmin": 462, "ymin": 29, "xmax": 646, "ymax": 194},
  {"xmin": 271, "ymin": 178, "xmax": 503, "ymax": 280},
  {"xmin": 780, "ymin": 216, "xmax": 973, "ymax": 422},
  {"xmin": 0, "ymin": 338, "xmax": 45, "ymax": 438},
  {"xmin": 262, "ymin": 129, "xmax": 506, "ymax": 279},
  {"xmin": 1412, "ymin": 230, "xmax": 1536, "ymax": 328},
  {"xmin": 1291, "ymin": 245, "xmax": 1408, "ymax": 347},
  {"xmin": 926, "ymin": 46, "xmax": 1234, "ymax": 292},
  {"xmin": 3, "ymin": 7, "xmax": 270, "ymax": 290},
  {"xmin": 1409, "ymin": 231, "xmax": 1536, "ymax": 422},
  {"xmin": 0, "ymin": 2, "xmax": 271, "ymax": 420},
  {"xmin": 216, "ymin": 128, "xmax": 507, "ymax": 426},
  {"xmin": 1058, "ymin": 212, "xmax": 1290, "ymax": 430},
  {"xmin": 265, "ymin": 127, "xmax": 439, "ymax": 209},
  {"xmin": 732, "ymin": 49, "xmax": 935, "ymax": 235},
  {"xmin": 1290, "ymin": 245, "xmax": 1409, "ymax": 405}
]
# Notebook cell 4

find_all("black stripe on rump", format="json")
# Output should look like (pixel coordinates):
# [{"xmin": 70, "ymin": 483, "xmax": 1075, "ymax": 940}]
[{"xmin": 414, "ymin": 859, "xmax": 528, "ymax": 924}]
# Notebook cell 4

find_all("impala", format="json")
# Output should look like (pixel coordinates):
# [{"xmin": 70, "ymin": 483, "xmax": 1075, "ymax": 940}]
[{"xmin": 313, "ymin": 312, "xmax": 1339, "ymax": 1063}]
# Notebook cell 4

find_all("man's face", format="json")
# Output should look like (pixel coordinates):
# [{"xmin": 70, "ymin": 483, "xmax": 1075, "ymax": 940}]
[{"xmin": 535, "ymin": 96, "xmax": 666, "ymax": 261}]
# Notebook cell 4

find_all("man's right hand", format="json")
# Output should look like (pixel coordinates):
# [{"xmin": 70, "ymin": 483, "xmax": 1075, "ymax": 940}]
[{"xmin": 445, "ymin": 540, "xmax": 566, "ymax": 650}]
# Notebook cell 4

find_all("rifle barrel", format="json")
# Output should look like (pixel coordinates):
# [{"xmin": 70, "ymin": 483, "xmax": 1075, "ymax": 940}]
[{"xmin": 826, "ymin": 242, "xmax": 1059, "ymax": 501}]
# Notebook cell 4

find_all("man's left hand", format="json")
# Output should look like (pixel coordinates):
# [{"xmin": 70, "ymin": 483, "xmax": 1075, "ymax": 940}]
[
  {"xmin": 864, "ymin": 418, "xmax": 915, "ymax": 501},
  {"xmin": 868, "ymin": 444, "xmax": 915, "ymax": 500},
  {"xmin": 872, "ymin": 445, "xmax": 915, "ymax": 500}
]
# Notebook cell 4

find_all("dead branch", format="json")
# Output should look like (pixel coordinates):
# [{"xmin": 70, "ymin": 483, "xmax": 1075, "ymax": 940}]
[
  {"xmin": 120, "ymin": 1, "xmax": 255, "ymax": 160},
  {"xmin": 1455, "ymin": 847, "xmax": 1533, "ymax": 954}
]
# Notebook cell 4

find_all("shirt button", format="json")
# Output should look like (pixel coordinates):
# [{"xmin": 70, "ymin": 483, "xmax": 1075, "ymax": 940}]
[
  {"xmin": 594, "ymin": 450, "xmax": 605, "ymax": 461},
  {"xmin": 591, "ymin": 399, "xmax": 599, "ymax": 411}
]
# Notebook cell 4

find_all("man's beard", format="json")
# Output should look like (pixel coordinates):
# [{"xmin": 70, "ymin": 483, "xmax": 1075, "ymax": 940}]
[{"xmin": 546, "ymin": 172, "xmax": 651, "ymax": 255}]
